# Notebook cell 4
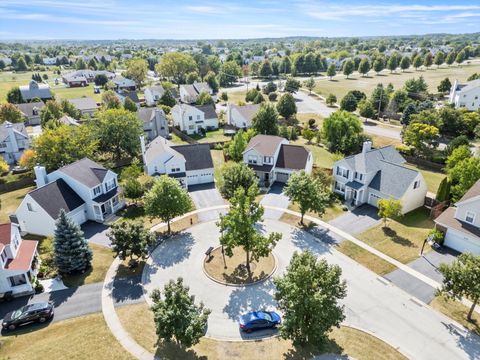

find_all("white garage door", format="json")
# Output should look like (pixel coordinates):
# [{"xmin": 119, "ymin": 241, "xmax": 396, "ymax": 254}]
[
  {"xmin": 188, "ymin": 174, "xmax": 200, "ymax": 185},
  {"xmin": 276, "ymin": 172, "xmax": 290, "ymax": 183},
  {"xmin": 199, "ymin": 172, "xmax": 214, "ymax": 184},
  {"xmin": 444, "ymin": 230, "xmax": 480, "ymax": 255},
  {"xmin": 70, "ymin": 208, "xmax": 87, "ymax": 226},
  {"xmin": 187, "ymin": 172, "xmax": 214, "ymax": 186},
  {"xmin": 368, "ymin": 193, "xmax": 381, "ymax": 207}
]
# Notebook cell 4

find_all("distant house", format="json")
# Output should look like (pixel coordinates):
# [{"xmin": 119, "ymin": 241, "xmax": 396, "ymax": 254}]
[
  {"xmin": 141, "ymin": 136, "xmax": 214, "ymax": 188},
  {"xmin": 332, "ymin": 142, "xmax": 427, "ymax": 213},
  {"xmin": 227, "ymin": 103, "xmax": 261, "ymax": 129},
  {"xmin": 243, "ymin": 135, "xmax": 313, "ymax": 187},
  {"xmin": 68, "ymin": 97, "xmax": 99, "ymax": 116},
  {"xmin": 0, "ymin": 122, "xmax": 30, "ymax": 165},
  {"xmin": 42, "ymin": 57, "xmax": 57, "ymax": 65},
  {"xmin": 16, "ymin": 101, "xmax": 45, "ymax": 126},
  {"xmin": 113, "ymin": 77, "xmax": 136, "ymax": 91},
  {"xmin": 19, "ymin": 80, "xmax": 52, "ymax": 102},
  {"xmin": 171, "ymin": 104, "xmax": 218, "ymax": 135},
  {"xmin": 62, "ymin": 70, "xmax": 115, "ymax": 87},
  {"xmin": 435, "ymin": 180, "xmax": 480, "ymax": 254},
  {"xmin": 449, "ymin": 79, "xmax": 480, "ymax": 111},
  {"xmin": 58, "ymin": 115, "xmax": 80, "ymax": 126},
  {"xmin": 179, "ymin": 82, "xmax": 214, "ymax": 104},
  {"xmin": 115, "ymin": 90, "xmax": 140, "ymax": 107},
  {"xmin": 0, "ymin": 222, "xmax": 39, "ymax": 297},
  {"xmin": 144, "ymin": 85, "xmax": 165, "ymax": 106},
  {"xmin": 15, "ymin": 158, "xmax": 124, "ymax": 236},
  {"xmin": 62, "ymin": 73, "xmax": 88, "ymax": 87},
  {"xmin": 137, "ymin": 107, "xmax": 169, "ymax": 141}
]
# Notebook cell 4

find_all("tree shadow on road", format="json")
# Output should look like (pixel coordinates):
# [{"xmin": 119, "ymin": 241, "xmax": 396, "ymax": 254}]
[
  {"xmin": 290, "ymin": 228, "xmax": 333, "ymax": 256},
  {"xmin": 152, "ymin": 233, "xmax": 195, "ymax": 270},
  {"xmin": 442, "ymin": 321, "xmax": 480, "ymax": 360}
]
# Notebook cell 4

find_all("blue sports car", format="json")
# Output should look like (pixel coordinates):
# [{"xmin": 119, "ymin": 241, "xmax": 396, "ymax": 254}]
[{"xmin": 238, "ymin": 311, "xmax": 281, "ymax": 332}]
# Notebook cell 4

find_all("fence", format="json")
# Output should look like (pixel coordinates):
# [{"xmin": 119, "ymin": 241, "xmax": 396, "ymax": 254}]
[
  {"xmin": 401, "ymin": 154, "xmax": 445, "ymax": 172},
  {"xmin": 170, "ymin": 127, "xmax": 198, "ymax": 145},
  {"xmin": 0, "ymin": 177, "xmax": 35, "ymax": 194}
]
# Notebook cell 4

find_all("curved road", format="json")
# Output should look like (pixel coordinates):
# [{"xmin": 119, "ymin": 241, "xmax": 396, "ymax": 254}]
[{"xmin": 142, "ymin": 219, "xmax": 480, "ymax": 359}]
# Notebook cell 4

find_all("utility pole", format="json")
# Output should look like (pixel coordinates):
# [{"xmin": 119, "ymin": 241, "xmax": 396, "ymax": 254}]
[{"xmin": 377, "ymin": 86, "xmax": 383, "ymax": 120}]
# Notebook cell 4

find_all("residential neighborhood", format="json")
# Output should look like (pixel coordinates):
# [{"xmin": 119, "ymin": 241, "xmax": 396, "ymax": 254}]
[{"xmin": 1, "ymin": 2, "xmax": 480, "ymax": 359}]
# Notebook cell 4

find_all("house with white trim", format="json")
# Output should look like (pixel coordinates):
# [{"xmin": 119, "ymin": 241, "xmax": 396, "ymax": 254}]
[
  {"xmin": 141, "ymin": 136, "xmax": 214, "ymax": 188},
  {"xmin": 19, "ymin": 80, "xmax": 52, "ymax": 102},
  {"xmin": 435, "ymin": 180, "xmax": 480, "ymax": 254},
  {"xmin": 0, "ymin": 122, "xmax": 30, "ymax": 165},
  {"xmin": 179, "ymin": 82, "xmax": 214, "ymax": 104},
  {"xmin": 226, "ymin": 103, "xmax": 261, "ymax": 129},
  {"xmin": 243, "ymin": 134, "xmax": 313, "ymax": 187},
  {"xmin": 15, "ymin": 158, "xmax": 124, "ymax": 236},
  {"xmin": 137, "ymin": 107, "xmax": 169, "ymax": 141},
  {"xmin": 172, "ymin": 104, "xmax": 218, "ymax": 135},
  {"xmin": 0, "ymin": 223, "xmax": 39, "ymax": 297},
  {"xmin": 144, "ymin": 85, "xmax": 165, "ymax": 106},
  {"xmin": 332, "ymin": 142, "xmax": 427, "ymax": 214},
  {"xmin": 449, "ymin": 79, "xmax": 480, "ymax": 111}
]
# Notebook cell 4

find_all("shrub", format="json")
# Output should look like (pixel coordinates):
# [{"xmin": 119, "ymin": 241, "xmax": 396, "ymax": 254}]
[
  {"xmin": 428, "ymin": 229, "xmax": 445, "ymax": 245},
  {"xmin": 268, "ymin": 92, "xmax": 278, "ymax": 101},
  {"xmin": 395, "ymin": 144, "xmax": 413, "ymax": 155}
]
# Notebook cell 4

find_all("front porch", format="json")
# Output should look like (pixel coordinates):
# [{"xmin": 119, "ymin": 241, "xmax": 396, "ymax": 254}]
[
  {"xmin": 335, "ymin": 180, "xmax": 366, "ymax": 208},
  {"xmin": 93, "ymin": 189, "xmax": 125, "ymax": 222},
  {"xmin": 3, "ymin": 241, "xmax": 40, "ymax": 297}
]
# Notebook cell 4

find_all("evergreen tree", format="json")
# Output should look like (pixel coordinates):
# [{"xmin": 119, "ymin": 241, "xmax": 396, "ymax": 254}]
[
  {"xmin": 160, "ymin": 89, "xmax": 176, "ymax": 107},
  {"xmin": 54, "ymin": 209, "xmax": 92, "ymax": 274},
  {"xmin": 400, "ymin": 56, "xmax": 411, "ymax": 72}
]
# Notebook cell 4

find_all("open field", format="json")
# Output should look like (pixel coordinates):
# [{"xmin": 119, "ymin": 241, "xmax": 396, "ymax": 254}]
[
  {"xmin": 313, "ymin": 62, "xmax": 480, "ymax": 100},
  {"xmin": 193, "ymin": 128, "xmax": 231, "ymax": 143},
  {"xmin": 51, "ymin": 83, "xmax": 102, "ymax": 102},
  {"xmin": 117, "ymin": 302, "xmax": 407, "ymax": 360},
  {"xmin": 357, "ymin": 208, "xmax": 434, "ymax": 264},
  {"xmin": 291, "ymin": 137, "xmax": 338, "ymax": 169},
  {"xmin": 0, "ymin": 186, "xmax": 34, "ymax": 223},
  {"xmin": 0, "ymin": 71, "xmax": 57, "ymax": 103},
  {"xmin": 0, "ymin": 313, "xmax": 133, "ymax": 360}
]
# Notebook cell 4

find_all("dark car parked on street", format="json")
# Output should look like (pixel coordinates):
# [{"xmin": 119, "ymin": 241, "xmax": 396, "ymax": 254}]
[
  {"xmin": 238, "ymin": 311, "xmax": 281, "ymax": 333},
  {"xmin": 2, "ymin": 302, "xmax": 54, "ymax": 331}
]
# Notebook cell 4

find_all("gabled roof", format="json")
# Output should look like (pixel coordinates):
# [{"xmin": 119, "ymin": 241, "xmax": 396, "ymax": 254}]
[
  {"xmin": 57, "ymin": 158, "xmax": 109, "ymax": 188},
  {"xmin": 275, "ymin": 144, "xmax": 310, "ymax": 170},
  {"xmin": 144, "ymin": 136, "xmax": 184, "ymax": 164},
  {"xmin": 68, "ymin": 97, "xmax": 98, "ymax": 111},
  {"xmin": 19, "ymin": 80, "xmax": 52, "ymax": 100},
  {"xmin": 171, "ymin": 144, "xmax": 213, "ymax": 171},
  {"xmin": 245, "ymin": 135, "xmax": 285, "ymax": 157},
  {"xmin": 457, "ymin": 179, "xmax": 480, "ymax": 204},
  {"xmin": 29, "ymin": 179, "xmax": 85, "ymax": 218},
  {"xmin": 456, "ymin": 79, "xmax": 480, "ymax": 94},
  {"xmin": 193, "ymin": 82, "xmax": 211, "ymax": 94},
  {"xmin": 181, "ymin": 84, "xmax": 198, "ymax": 98},
  {"xmin": 146, "ymin": 85, "xmax": 165, "ymax": 97},
  {"xmin": 58, "ymin": 115, "xmax": 80, "ymax": 126},
  {"xmin": 230, "ymin": 103, "xmax": 261, "ymax": 122},
  {"xmin": 114, "ymin": 77, "xmax": 136, "ymax": 87},
  {"xmin": 0, "ymin": 122, "xmax": 28, "ymax": 143},
  {"xmin": 368, "ymin": 161, "xmax": 419, "ymax": 199},
  {"xmin": 435, "ymin": 207, "xmax": 480, "ymax": 241},
  {"xmin": 342, "ymin": 145, "xmax": 406, "ymax": 173},
  {"xmin": 16, "ymin": 101, "xmax": 44, "ymax": 117},
  {"xmin": 137, "ymin": 107, "xmax": 166, "ymax": 125},
  {"xmin": 195, "ymin": 104, "xmax": 217, "ymax": 119}
]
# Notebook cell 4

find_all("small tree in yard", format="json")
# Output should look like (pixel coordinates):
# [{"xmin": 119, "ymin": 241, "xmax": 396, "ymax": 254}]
[
  {"xmin": 377, "ymin": 198, "xmax": 402, "ymax": 228},
  {"xmin": 276, "ymin": 93, "xmax": 297, "ymax": 119},
  {"xmin": 253, "ymin": 103, "xmax": 279, "ymax": 136},
  {"xmin": 217, "ymin": 185, "xmax": 281, "ymax": 276},
  {"xmin": 302, "ymin": 128, "xmax": 315, "ymax": 144},
  {"xmin": 151, "ymin": 278, "xmax": 210, "ymax": 348},
  {"xmin": 438, "ymin": 253, "xmax": 480, "ymax": 321},
  {"xmin": 0, "ymin": 158, "xmax": 8, "ymax": 174},
  {"xmin": 144, "ymin": 176, "xmax": 193, "ymax": 234},
  {"xmin": 108, "ymin": 221, "xmax": 155, "ymax": 267},
  {"xmin": 274, "ymin": 251, "xmax": 347, "ymax": 348},
  {"xmin": 54, "ymin": 209, "xmax": 92, "ymax": 274},
  {"xmin": 228, "ymin": 129, "xmax": 247, "ymax": 162},
  {"xmin": 123, "ymin": 178, "xmax": 144, "ymax": 204},
  {"xmin": 326, "ymin": 64, "xmax": 336, "ymax": 80},
  {"xmin": 284, "ymin": 171, "xmax": 330, "ymax": 225},
  {"xmin": 220, "ymin": 162, "xmax": 256, "ymax": 199},
  {"xmin": 326, "ymin": 93, "xmax": 337, "ymax": 106},
  {"xmin": 342, "ymin": 60, "xmax": 354, "ymax": 79},
  {"xmin": 303, "ymin": 77, "xmax": 315, "ymax": 94}
]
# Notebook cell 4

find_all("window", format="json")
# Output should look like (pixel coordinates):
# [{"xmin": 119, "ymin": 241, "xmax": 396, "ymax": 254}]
[
  {"xmin": 105, "ymin": 179, "xmax": 116, "ymax": 192},
  {"xmin": 1, "ymin": 250, "xmax": 6, "ymax": 263},
  {"xmin": 197, "ymin": 115, "xmax": 201, "ymax": 120},
  {"xmin": 93, "ymin": 186, "xmax": 102, "ymax": 196},
  {"xmin": 413, "ymin": 180, "xmax": 420, "ymax": 189},
  {"xmin": 354, "ymin": 172, "xmax": 363, "ymax": 181},
  {"xmin": 334, "ymin": 181, "xmax": 345, "ymax": 193},
  {"xmin": 336, "ymin": 167, "xmax": 349, "ymax": 178},
  {"xmin": 189, "ymin": 125, "xmax": 194, "ymax": 130},
  {"xmin": 248, "ymin": 155, "xmax": 257, "ymax": 164},
  {"xmin": 9, "ymin": 274, "xmax": 27, "ymax": 287},
  {"xmin": 27, "ymin": 203, "xmax": 33, "ymax": 212},
  {"xmin": 263, "ymin": 156, "xmax": 273, "ymax": 164},
  {"xmin": 466, "ymin": 211, "xmax": 475, "ymax": 224},
  {"xmin": 188, "ymin": 116, "xmax": 192, "ymax": 121}
]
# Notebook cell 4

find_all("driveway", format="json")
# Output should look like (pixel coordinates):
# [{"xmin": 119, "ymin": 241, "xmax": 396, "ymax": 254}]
[
  {"xmin": 81, "ymin": 221, "xmax": 111, "ymax": 247},
  {"xmin": 260, "ymin": 182, "xmax": 289, "ymax": 220},
  {"xmin": 189, "ymin": 183, "xmax": 226, "ymax": 222},
  {"xmin": 143, "ymin": 219, "xmax": 480, "ymax": 358},
  {"xmin": 328, "ymin": 205, "xmax": 381, "ymax": 235}
]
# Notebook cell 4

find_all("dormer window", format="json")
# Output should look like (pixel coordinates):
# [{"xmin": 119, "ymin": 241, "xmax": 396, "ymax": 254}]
[
  {"xmin": 354, "ymin": 172, "xmax": 363, "ymax": 181},
  {"xmin": 248, "ymin": 155, "xmax": 257, "ymax": 164},
  {"xmin": 93, "ymin": 185, "xmax": 102, "ymax": 196},
  {"xmin": 264, "ymin": 156, "xmax": 273, "ymax": 164},
  {"xmin": 466, "ymin": 211, "xmax": 475, "ymax": 224}
]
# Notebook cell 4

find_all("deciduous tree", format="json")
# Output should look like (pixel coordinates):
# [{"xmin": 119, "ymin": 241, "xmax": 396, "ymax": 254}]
[
  {"xmin": 276, "ymin": 93, "xmax": 297, "ymax": 119},
  {"xmin": 342, "ymin": 59, "xmax": 354, "ymax": 78},
  {"xmin": 303, "ymin": 77, "xmax": 315, "ymax": 94},
  {"xmin": 377, "ymin": 198, "xmax": 402, "ymax": 228},
  {"xmin": 155, "ymin": 53, "xmax": 197, "ymax": 83},
  {"xmin": 228, "ymin": 129, "xmax": 247, "ymax": 162},
  {"xmin": 252, "ymin": 103, "xmax": 279, "ymax": 135},
  {"xmin": 220, "ymin": 162, "xmax": 256, "ymax": 199},
  {"xmin": 0, "ymin": 103, "xmax": 23, "ymax": 123},
  {"xmin": 322, "ymin": 111, "xmax": 364, "ymax": 154},
  {"xmin": 108, "ymin": 221, "xmax": 155, "ymax": 266}
]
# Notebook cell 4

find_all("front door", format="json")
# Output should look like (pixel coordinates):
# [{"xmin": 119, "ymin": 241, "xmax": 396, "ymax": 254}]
[{"xmin": 265, "ymin": 172, "xmax": 269, "ymax": 181}]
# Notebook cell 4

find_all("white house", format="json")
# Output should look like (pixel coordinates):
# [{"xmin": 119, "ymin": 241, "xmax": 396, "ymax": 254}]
[
  {"xmin": 68, "ymin": 97, "xmax": 99, "ymax": 116},
  {"xmin": 449, "ymin": 79, "xmax": 480, "ymax": 111},
  {"xmin": 42, "ymin": 57, "xmax": 57, "ymax": 65},
  {"xmin": 137, "ymin": 107, "xmax": 169, "ymax": 141},
  {"xmin": 332, "ymin": 142, "xmax": 427, "ymax": 214},
  {"xmin": 172, "ymin": 104, "xmax": 218, "ymax": 135},
  {"xmin": 16, "ymin": 101, "xmax": 44, "ymax": 126},
  {"xmin": 435, "ymin": 180, "xmax": 480, "ymax": 254},
  {"xmin": 0, "ymin": 122, "xmax": 30, "ymax": 165},
  {"xmin": 227, "ymin": 103, "xmax": 261, "ymax": 129},
  {"xmin": 243, "ymin": 135, "xmax": 313, "ymax": 187},
  {"xmin": 15, "ymin": 158, "xmax": 124, "ymax": 236},
  {"xmin": 141, "ymin": 136, "xmax": 214, "ymax": 188},
  {"xmin": 0, "ymin": 223, "xmax": 39, "ymax": 297},
  {"xmin": 144, "ymin": 85, "xmax": 165, "ymax": 106},
  {"xmin": 19, "ymin": 80, "xmax": 53, "ymax": 102},
  {"xmin": 179, "ymin": 82, "xmax": 214, "ymax": 104}
]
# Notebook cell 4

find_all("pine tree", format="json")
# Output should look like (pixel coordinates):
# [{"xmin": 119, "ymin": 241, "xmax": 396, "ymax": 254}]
[{"xmin": 53, "ymin": 209, "xmax": 92, "ymax": 274}]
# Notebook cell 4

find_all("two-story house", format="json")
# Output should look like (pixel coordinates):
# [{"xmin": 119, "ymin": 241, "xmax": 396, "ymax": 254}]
[
  {"xmin": 0, "ymin": 222, "xmax": 39, "ymax": 297},
  {"xmin": 449, "ymin": 79, "xmax": 480, "ymax": 111},
  {"xmin": 19, "ymin": 80, "xmax": 53, "ymax": 102},
  {"xmin": 0, "ymin": 122, "xmax": 30, "ymax": 165},
  {"xmin": 226, "ymin": 103, "xmax": 261, "ymax": 129},
  {"xmin": 141, "ymin": 136, "xmax": 214, "ymax": 188},
  {"xmin": 144, "ymin": 85, "xmax": 165, "ymax": 107},
  {"xmin": 243, "ymin": 135, "xmax": 313, "ymax": 187},
  {"xmin": 16, "ymin": 101, "xmax": 45, "ymax": 126},
  {"xmin": 15, "ymin": 158, "xmax": 124, "ymax": 236},
  {"xmin": 68, "ymin": 97, "xmax": 99, "ymax": 117},
  {"xmin": 179, "ymin": 82, "xmax": 214, "ymax": 104},
  {"xmin": 137, "ymin": 108, "xmax": 169, "ymax": 142},
  {"xmin": 171, "ymin": 104, "xmax": 218, "ymax": 135},
  {"xmin": 113, "ymin": 77, "xmax": 137, "ymax": 91},
  {"xmin": 435, "ymin": 180, "xmax": 480, "ymax": 254},
  {"xmin": 332, "ymin": 142, "xmax": 427, "ymax": 214}
]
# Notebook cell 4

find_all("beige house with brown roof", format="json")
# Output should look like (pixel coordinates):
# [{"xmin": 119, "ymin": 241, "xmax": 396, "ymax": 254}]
[
  {"xmin": 435, "ymin": 180, "xmax": 480, "ymax": 254},
  {"xmin": 243, "ymin": 134, "xmax": 313, "ymax": 188}
]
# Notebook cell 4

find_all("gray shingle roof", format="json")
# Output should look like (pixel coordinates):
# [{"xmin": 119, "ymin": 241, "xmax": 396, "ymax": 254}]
[
  {"xmin": 29, "ymin": 179, "xmax": 85, "ymax": 219},
  {"xmin": 195, "ymin": 104, "xmax": 217, "ymax": 119},
  {"xmin": 171, "ymin": 144, "xmax": 213, "ymax": 171},
  {"xmin": 343, "ymin": 145, "xmax": 406, "ymax": 173},
  {"xmin": 0, "ymin": 122, "xmax": 28, "ymax": 142},
  {"xmin": 230, "ymin": 103, "xmax": 261, "ymax": 122},
  {"xmin": 245, "ymin": 135, "xmax": 285, "ymax": 157},
  {"xmin": 137, "ymin": 107, "xmax": 166, "ymax": 125},
  {"xmin": 275, "ymin": 144, "xmax": 310, "ymax": 170},
  {"xmin": 458, "ymin": 179, "xmax": 480, "ymax": 203},
  {"xmin": 68, "ymin": 97, "xmax": 98, "ymax": 111},
  {"xmin": 16, "ymin": 102, "xmax": 44, "ymax": 117},
  {"xmin": 58, "ymin": 158, "xmax": 109, "ymax": 188},
  {"xmin": 368, "ymin": 161, "xmax": 419, "ymax": 198},
  {"xmin": 19, "ymin": 80, "xmax": 52, "ymax": 100}
]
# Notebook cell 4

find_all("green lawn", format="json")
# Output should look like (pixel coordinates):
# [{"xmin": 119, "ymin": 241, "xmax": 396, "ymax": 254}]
[
  {"xmin": 296, "ymin": 112, "xmax": 324, "ymax": 128},
  {"xmin": 0, "ymin": 186, "xmax": 34, "ymax": 223},
  {"xmin": 211, "ymin": 149, "xmax": 225, "ymax": 185},
  {"xmin": 313, "ymin": 62, "xmax": 480, "ymax": 100},
  {"xmin": 357, "ymin": 207, "xmax": 434, "ymax": 264},
  {"xmin": 223, "ymin": 90, "xmax": 247, "ymax": 105},
  {"xmin": 0, "ymin": 71, "xmax": 57, "ymax": 103},
  {"xmin": 405, "ymin": 163, "xmax": 445, "ymax": 194},
  {"xmin": 170, "ymin": 133, "xmax": 189, "ymax": 144},
  {"xmin": 51, "ymin": 83, "xmax": 102, "ymax": 102},
  {"xmin": 291, "ymin": 137, "xmax": 338, "ymax": 169},
  {"xmin": 192, "ymin": 128, "xmax": 231, "ymax": 143},
  {"xmin": 430, "ymin": 295, "xmax": 480, "ymax": 336}
]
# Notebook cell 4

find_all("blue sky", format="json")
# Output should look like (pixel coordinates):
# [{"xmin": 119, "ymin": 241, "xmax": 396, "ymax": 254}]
[{"xmin": 0, "ymin": 0, "xmax": 479, "ymax": 40}]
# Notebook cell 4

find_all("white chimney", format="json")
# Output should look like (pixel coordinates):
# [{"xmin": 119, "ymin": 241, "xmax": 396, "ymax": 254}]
[
  {"xmin": 362, "ymin": 141, "xmax": 372, "ymax": 153},
  {"xmin": 139, "ymin": 135, "xmax": 146, "ymax": 164},
  {"xmin": 34, "ymin": 165, "xmax": 48, "ymax": 188}
]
